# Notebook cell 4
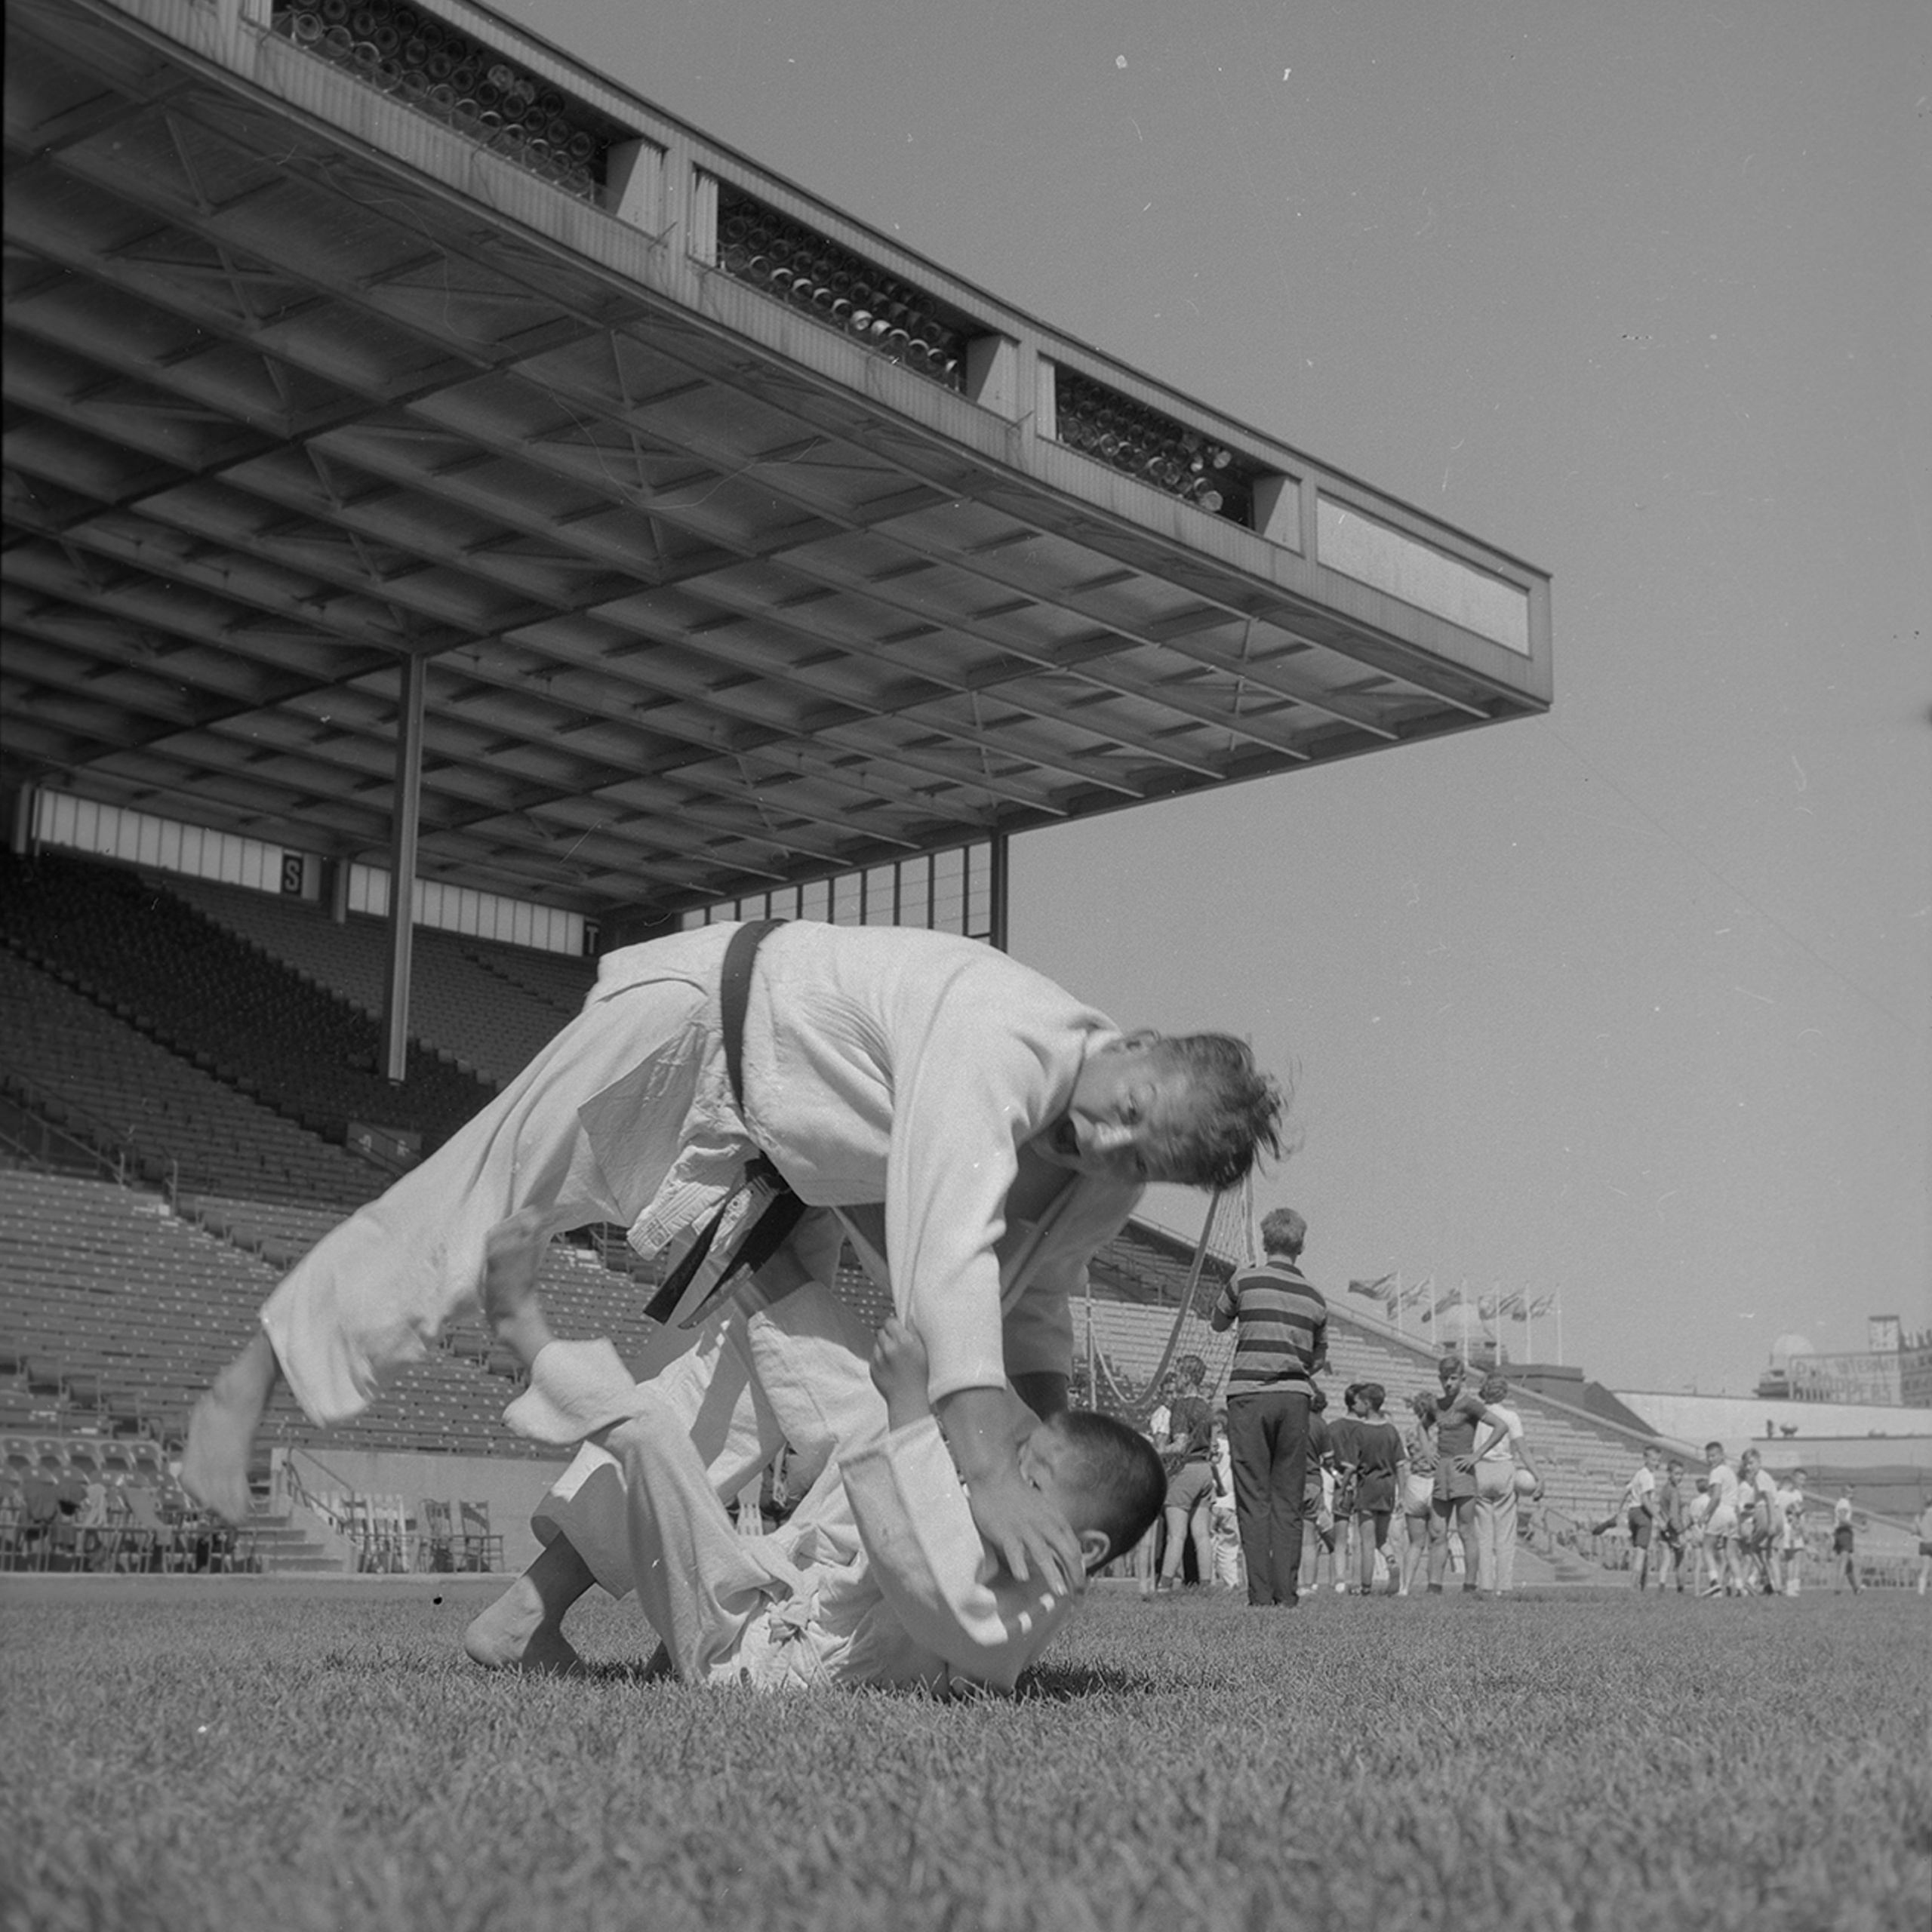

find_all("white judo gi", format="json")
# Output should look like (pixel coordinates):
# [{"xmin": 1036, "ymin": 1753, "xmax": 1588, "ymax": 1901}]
[
  {"xmin": 261, "ymin": 922, "xmax": 1143, "ymax": 1426},
  {"xmin": 509, "ymin": 1284, "xmax": 1075, "ymax": 1694}
]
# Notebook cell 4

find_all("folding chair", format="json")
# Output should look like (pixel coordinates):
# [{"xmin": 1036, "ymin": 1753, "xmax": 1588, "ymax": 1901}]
[
  {"xmin": 345, "ymin": 1494, "xmax": 380, "ymax": 1572},
  {"xmin": 0, "ymin": 1479, "xmax": 20, "ymax": 1571},
  {"xmin": 116, "ymin": 1481, "xmax": 171, "ymax": 1573},
  {"xmin": 371, "ymin": 1494, "xmax": 409, "ymax": 1573},
  {"xmin": 459, "ymin": 1500, "xmax": 501, "ymax": 1572},
  {"xmin": 417, "ymin": 1497, "xmax": 454, "ymax": 1573}
]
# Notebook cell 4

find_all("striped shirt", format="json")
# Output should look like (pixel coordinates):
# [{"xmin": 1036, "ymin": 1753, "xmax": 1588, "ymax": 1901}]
[{"xmin": 1213, "ymin": 1257, "xmax": 1327, "ymax": 1397}]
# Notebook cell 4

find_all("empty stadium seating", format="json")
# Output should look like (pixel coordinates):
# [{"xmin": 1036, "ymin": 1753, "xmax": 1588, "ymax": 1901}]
[
  {"xmin": 155, "ymin": 872, "xmax": 588, "ymax": 1088},
  {"xmin": 1, "ymin": 851, "xmax": 496, "ymax": 1153},
  {"xmin": 0, "ymin": 949, "xmax": 383, "ymax": 1207}
]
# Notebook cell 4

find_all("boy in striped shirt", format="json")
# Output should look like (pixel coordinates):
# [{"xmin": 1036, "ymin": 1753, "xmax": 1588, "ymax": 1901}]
[{"xmin": 1209, "ymin": 1207, "xmax": 1327, "ymax": 1607}]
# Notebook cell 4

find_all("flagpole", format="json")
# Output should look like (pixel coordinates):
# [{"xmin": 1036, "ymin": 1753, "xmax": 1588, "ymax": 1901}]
[
  {"xmin": 1555, "ymin": 1284, "xmax": 1564, "ymax": 1367},
  {"xmin": 1394, "ymin": 1269, "xmax": 1404, "ymax": 1340},
  {"xmin": 1460, "ymin": 1278, "xmax": 1469, "ymax": 1360},
  {"xmin": 1525, "ymin": 1290, "xmax": 1535, "ymax": 1364}
]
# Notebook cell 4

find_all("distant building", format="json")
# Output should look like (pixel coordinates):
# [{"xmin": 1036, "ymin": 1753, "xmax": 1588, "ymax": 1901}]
[{"xmin": 1753, "ymin": 1315, "xmax": 1932, "ymax": 1406}]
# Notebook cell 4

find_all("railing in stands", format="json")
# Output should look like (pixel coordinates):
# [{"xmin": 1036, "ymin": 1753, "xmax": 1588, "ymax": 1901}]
[
  {"xmin": 278, "ymin": 1442, "xmax": 359, "ymax": 1531},
  {"xmin": 0, "ymin": 1058, "xmax": 206, "ymax": 1207},
  {"xmin": 0, "ymin": 1110, "xmax": 124, "ymax": 1189}
]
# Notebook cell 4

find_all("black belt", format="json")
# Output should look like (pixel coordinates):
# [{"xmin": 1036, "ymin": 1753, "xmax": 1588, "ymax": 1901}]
[{"xmin": 641, "ymin": 921, "xmax": 807, "ymax": 1328}]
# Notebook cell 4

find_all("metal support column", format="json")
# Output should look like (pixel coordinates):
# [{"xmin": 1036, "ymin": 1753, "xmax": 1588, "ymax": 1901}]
[
  {"xmin": 381, "ymin": 654, "xmax": 427, "ymax": 1084},
  {"xmin": 11, "ymin": 780, "xmax": 36, "ymax": 857},
  {"xmin": 988, "ymin": 832, "xmax": 1011, "ymax": 952}
]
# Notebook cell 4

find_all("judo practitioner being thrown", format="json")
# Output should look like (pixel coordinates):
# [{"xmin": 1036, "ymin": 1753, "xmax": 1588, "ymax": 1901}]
[
  {"xmin": 184, "ymin": 919, "xmax": 1282, "ymax": 1591},
  {"xmin": 463, "ymin": 1210, "xmax": 1164, "ymax": 1690}
]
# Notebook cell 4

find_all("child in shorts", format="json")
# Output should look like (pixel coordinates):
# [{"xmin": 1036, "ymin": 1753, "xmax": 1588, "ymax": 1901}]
[
  {"xmin": 1700, "ymin": 1442, "xmax": 1743, "ymax": 1598},
  {"xmin": 1343, "ymin": 1383, "xmax": 1406, "ymax": 1596},
  {"xmin": 1397, "ymin": 1390, "xmax": 1441, "ymax": 1596},
  {"xmin": 1831, "ymin": 1491, "xmax": 1861, "ymax": 1595},
  {"xmin": 1654, "ymin": 1457, "xmax": 1687, "ymax": 1592}
]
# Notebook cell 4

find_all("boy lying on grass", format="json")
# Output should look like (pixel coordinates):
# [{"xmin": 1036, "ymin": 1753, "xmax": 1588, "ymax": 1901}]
[{"xmin": 467, "ymin": 1211, "xmax": 1163, "ymax": 1694}]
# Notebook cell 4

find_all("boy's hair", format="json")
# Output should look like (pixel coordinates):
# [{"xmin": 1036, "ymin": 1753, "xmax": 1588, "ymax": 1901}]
[
  {"xmin": 1705, "ymin": 1441, "xmax": 1725, "ymax": 1457},
  {"xmin": 1480, "ymin": 1372, "xmax": 1509, "ymax": 1401},
  {"xmin": 1359, "ymin": 1383, "xmax": 1386, "ymax": 1413},
  {"xmin": 1343, "ymin": 1381, "xmax": 1364, "ymax": 1411},
  {"xmin": 1309, "ymin": 1386, "xmax": 1328, "ymax": 1414},
  {"xmin": 1048, "ymin": 1411, "xmax": 1166, "ymax": 1566},
  {"xmin": 1258, "ymin": 1206, "xmax": 1306, "ymax": 1258},
  {"xmin": 1438, "ymin": 1355, "xmax": 1466, "ymax": 1383},
  {"xmin": 1407, "ymin": 1390, "xmax": 1436, "ymax": 1424},
  {"xmin": 1145, "ymin": 1035, "xmax": 1286, "ymax": 1189}
]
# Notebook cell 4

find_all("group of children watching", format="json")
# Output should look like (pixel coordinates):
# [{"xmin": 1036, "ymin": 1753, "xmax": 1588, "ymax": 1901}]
[
  {"xmin": 1137, "ymin": 1371, "xmax": 1524, "ymax": 1598},
  {"xmin": 1592, "ymin": 1441, "xmax": 1867, "ymax": 1597}
]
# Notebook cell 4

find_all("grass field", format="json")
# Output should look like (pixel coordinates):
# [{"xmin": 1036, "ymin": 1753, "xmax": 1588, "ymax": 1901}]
[{"xmin": 2, "ymin": 1578, "xmax": 1926, "ymax": 1932}]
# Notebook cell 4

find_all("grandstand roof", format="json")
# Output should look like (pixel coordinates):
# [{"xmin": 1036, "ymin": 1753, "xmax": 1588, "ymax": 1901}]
[{"xmin": 4, "ymin": 0, "xmax": 1551, "ymax": 926}]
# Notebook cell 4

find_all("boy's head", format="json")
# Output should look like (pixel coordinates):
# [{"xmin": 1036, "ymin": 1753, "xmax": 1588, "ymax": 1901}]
[
  {"xmin": 1438, "ymin": 1355, "xmax": 1466, "ymax": 1391},
  {"xmin": 1343, "ymin": 1382, "xmax": 1364, "ymax": 1416},
  {"xmin": 1022, "ymin": 1410, "xmax": 1164, "ymax": 1572},
  {"xmin": 1704, "ymin": 1440, "xmax": 1726, "ymax": 1467},
  {"xmin": 1667, "ymin": 1458, "xmax": 1684, "ymax": 1479},
  {"xmin": 1359, "ymin": 1382, "xmax": 1386, "ymax": 1417},
  {"xmin": 1644, "ymin": 1444, "xmax": 1662, "ymax": 1469},
  {"xmin": 1260, "ymin": 1206, "xmax": 1307, "ymax": 1259},
  {"xmin": 1043, "ymin": 1034, "xmax": 1284, "ymax": 1189},
  {"xmin": 1480, "ymin": 1372, "xmax": 1509, "ymax": 1403},
  {"xmin": 1408, "ymin": 1390, "xmax": 1436, "ymax": 1425}
]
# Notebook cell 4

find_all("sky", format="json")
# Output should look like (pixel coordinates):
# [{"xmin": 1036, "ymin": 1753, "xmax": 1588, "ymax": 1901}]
[{"xmin": 506, "ymin": 0, "xmax": 1930, "ymax": 1395}]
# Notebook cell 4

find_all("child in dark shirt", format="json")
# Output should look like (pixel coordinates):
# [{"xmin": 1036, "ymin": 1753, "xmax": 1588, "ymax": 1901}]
[{"xmin": 1344, "ymin": 1383, "xmax": 1407, "ymax": 1596}]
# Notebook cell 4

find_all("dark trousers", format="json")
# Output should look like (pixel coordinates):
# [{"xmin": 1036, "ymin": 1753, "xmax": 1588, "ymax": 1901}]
[{"xmin": 1226, "ymin": 1387, "xmax": 1311, "ymax": 1605}]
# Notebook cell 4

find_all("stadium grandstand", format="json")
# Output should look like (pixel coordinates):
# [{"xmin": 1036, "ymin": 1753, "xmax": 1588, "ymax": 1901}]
[
  {"xmin": 4, "ymin": 848, "xmax": 1912, "ymax": 1579},
  {"xmin": 58, "ymin": 1, "xmax": 1899, "ymax": 1591}
]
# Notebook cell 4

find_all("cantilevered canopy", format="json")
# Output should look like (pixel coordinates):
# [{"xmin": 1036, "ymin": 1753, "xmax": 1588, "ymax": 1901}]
[{"xmin": 4, "ymin": 0, "xmax": 1551, "ymax": 928}]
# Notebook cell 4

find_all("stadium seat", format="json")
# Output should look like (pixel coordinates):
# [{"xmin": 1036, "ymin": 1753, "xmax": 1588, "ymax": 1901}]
[
  {"xmin": 417, "ymin": 1497, "xmax": 455, "ymax": 1573},
  {"xmin": 458, "ymin": 1500, "xmax": 501, "ymax": 1572}
]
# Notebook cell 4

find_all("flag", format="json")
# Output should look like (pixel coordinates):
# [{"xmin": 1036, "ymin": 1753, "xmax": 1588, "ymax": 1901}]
[
  {"xmin": 1477, "ymin": 1293, "xmax": 1500, "ymax": 1321},
  {"xmin": 1529, "ymin": 1293, "xmax": 1557, "ymax": 1317},
  {"xmin": 1500, "ymin": 1293, "xmax": 1527, "ymax": 1321},
  {"xmin": 1432, "ymin": 1286, "xmax": 1463, "ymax": 1316},
  {"xmin": 1348, "ymin": 1272, "xmax": 1397, "ymax": 1303},
  {"xmin": 1401, "ymin": 1275, "xmax": 1435, "ymax": 1309}
]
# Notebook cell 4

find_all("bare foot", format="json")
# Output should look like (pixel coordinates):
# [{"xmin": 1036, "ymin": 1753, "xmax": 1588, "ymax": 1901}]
[
  {"xmin": 463, "ymin": 1574, "xmax": 583, "ymax": 1675},
  {"xmin": 181, "ymin": 1333, "xmax": 277, "ymax": 1524}
]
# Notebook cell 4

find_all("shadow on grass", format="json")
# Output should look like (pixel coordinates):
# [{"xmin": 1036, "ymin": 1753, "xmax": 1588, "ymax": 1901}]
[
  {"xmin": 571, "ymin": 1657, "xmax": 675, "ymax": 1688},
  {"xmin": 1015, "ymin": 1660, "xmax": 1162, "ymax": 1700}
]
